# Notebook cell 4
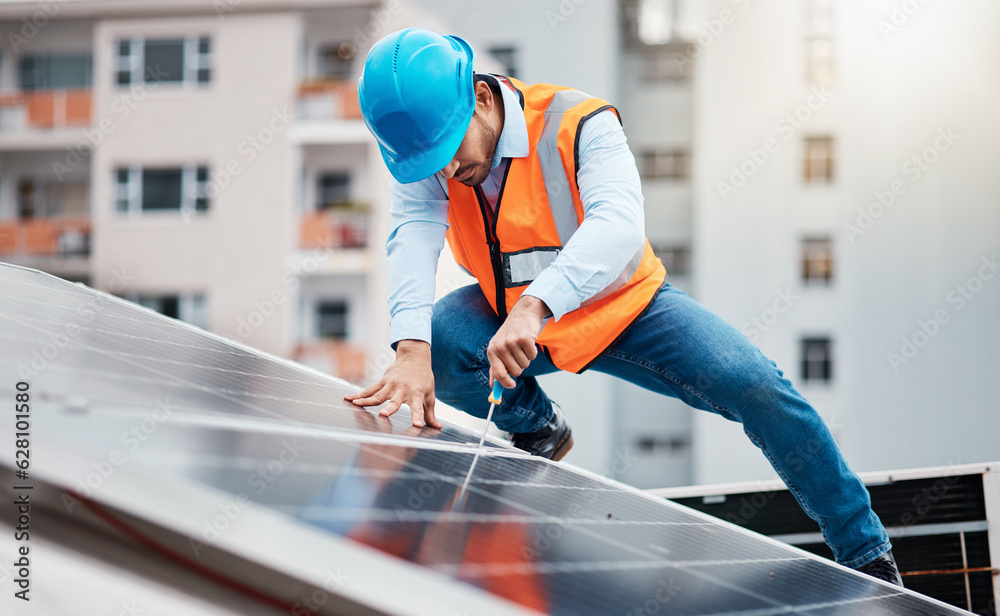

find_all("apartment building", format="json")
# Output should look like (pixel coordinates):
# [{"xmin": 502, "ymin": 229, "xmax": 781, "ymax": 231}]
[
  {"xmin": 0, "ymin": 0, "xmax": 439, "ymax": 383},
  {"xmin": 685, "ymin": 0, "xmax": 1000, "ymax": 483}
]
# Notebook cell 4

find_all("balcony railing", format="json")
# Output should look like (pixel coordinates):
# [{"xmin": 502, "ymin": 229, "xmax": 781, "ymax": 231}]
[
  {"xmin": 0, "ymin": 217, "xmax": 91, "ymax": 257},
  {"xmin": 300, "ymin": 209, "xmax": 368, "ymax": 250},
  {"xmin": 0, "ymin": 90, "xmax": 92, "ymax": 131},
  {"xmin": 293, "ymin": 340, "xmax": 367, "ymax": 383},
  {"xmin": 296, "ymin": 80, "xmax": 362, "ymax": 121}
]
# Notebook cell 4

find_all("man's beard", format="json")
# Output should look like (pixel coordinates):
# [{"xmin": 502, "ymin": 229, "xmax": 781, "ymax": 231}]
[{"xmin": 457, "ymin": 118, "xmax": 499, "ymax": 187}]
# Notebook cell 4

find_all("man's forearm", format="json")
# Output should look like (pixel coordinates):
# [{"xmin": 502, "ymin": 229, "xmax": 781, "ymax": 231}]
[{"xmin": 386, "ymin": 220, "xmax": 447, "ymax": 346}]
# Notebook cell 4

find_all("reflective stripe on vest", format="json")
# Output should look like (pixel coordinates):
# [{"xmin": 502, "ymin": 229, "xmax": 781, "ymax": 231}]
[
  {"xmin": 539, "ymin": 89, "xmax": 590, "ymax": 247},
  {"xmin": 444, "ymin": 75, "xmax": 667, "ymax": 373}
]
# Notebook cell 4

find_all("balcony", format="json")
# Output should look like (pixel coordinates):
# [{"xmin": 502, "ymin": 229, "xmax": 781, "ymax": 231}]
[
  {"xmin": 0, "ymin": 217, "xmax": 91, "ymax": 257},
  {"xmin": 292, "ymin": 340, "xmax": 367, "ymax": 383},
  {"xmin": 0, "ymin": 90, "xmax": 92, "ymax": 131},
  {"xmin": 297, "ymin": 80, "xmax": 362, "ymax": 122},
  {"xmin": 300, "ymin": 208, "xmax": 368, "ymax": 250},
  {"xmin": 0, "ymin": 216, "xmax": 91, "ymax": 279},
  {"xmin": 290, "ymin": 80, "xmax": 371, "ymax": 145}
]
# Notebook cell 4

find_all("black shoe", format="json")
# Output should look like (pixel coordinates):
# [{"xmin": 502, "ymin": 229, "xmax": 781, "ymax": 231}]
[
  {"xmin": 509, "ymin": 404, "xmax": 573, "ymax": 461},
  {"xmin": 855, "ymin": 550, "xmax": 904, "ymax": 587}
]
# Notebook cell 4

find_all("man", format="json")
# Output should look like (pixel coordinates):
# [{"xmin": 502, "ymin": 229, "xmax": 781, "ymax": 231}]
[{"xmin": 347, "ymin": 27, "xmax": 903, "ymax": 585}]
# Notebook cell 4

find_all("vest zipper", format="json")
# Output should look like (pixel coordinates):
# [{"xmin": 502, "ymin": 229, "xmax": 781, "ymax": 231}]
[{"xmin": 474, "ymin": 186, "xmax": 507, "ymax": 319}]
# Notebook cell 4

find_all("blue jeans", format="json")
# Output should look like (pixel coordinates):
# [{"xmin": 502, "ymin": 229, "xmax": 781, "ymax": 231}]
[{"xmin": 431, "ymin": 282, "xmax": 891, "ymax": 568}]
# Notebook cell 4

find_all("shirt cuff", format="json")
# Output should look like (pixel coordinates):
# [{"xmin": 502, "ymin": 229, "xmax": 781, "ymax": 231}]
[
  {"xmin": 523, "ymin": 270, "xmax": 581, "ymax": 322},
  {"xmin": 389, "ymin": 307, "xmax": 433, "ymax": 349}
]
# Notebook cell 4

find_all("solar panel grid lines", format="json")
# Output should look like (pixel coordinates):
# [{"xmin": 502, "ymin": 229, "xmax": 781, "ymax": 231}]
[
  {"xmin": 0, "ymin": 263, "xmax": 977, "ymax": 615},
  {"xmin": 93, "ymin": 421, "xmax": 824, "ymax": 614},
  {"xmin": 113, "ymin": 417, "xmax": 968, "ymax": 614},
  {"xmin": 0, "ymin": 267, "xmax": 363, "ymax": 409},
  {"xmin": 2, "ymin": 266, "xmax": 513, "ymax": 451}
]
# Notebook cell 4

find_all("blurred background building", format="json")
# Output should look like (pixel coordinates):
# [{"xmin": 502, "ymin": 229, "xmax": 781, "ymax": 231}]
[{"xmin": 0, "ymin": 0, "xmax": 997, "ymax": 489}]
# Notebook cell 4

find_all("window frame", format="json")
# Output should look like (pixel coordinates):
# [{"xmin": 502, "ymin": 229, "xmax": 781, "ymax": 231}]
[
  {"xmin": 114, "ymin": 165, "xmax": 210, "ymax": 215},
  {"xmin": 316, "ymin": 171, "xmax": 352, "ymax": 211},
  {"xmin": 800, "ymin": 337, "xmax": 834, "ymax": 384},
  {"xmin": 126, "ymin": 292, "xmax": 208, "ymax": 329},
  {"xmin": 317, "ymin": 42, "xmax": 356, "ymax": 81},
  {"xmin": 115, "ymin": 36, "xmax": 212, "ymax": 87},
  {"xmin": 805, "ymin": 36, "xmax": 834, "ymax": 86},
  {"xmin": 19, "ymin": 52, "xmax": 93, "ymax": 91},
  {"xmin": 639, "ymin": 148, "xmax": 691, "ymax": 181},
  {"xmin": 801, "ymin": 237, "xmax": 834, "ymax": 285},
  {"xmin": 316, "ymin": 300, "xmax": 349, "ymax": 340},
  {"xmin": 803, "ymin": 136, "xmax": 835, "ymax": 184}
]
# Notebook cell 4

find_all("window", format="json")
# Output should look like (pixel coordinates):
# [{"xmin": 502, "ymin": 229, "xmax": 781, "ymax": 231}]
[
  {"xmin": 800, "ymin": 337, "xmax": 833, "ymax": 383},
  {"xmin": 805, "ymin": 37, "xmax": 833, "ymax": 86},
  {"xmin": 17, "ymin": 178, "xmax": 37, "ymax": 219},
  {"xmin": 19, "ymin": 53, "xmax": 92, "ymax": 90},
  {"xmin": 640, "ymin": 149, "xmax": 690, "ymax": 180},
  {"xmin": 142, "ymin": 169, "xmax": 183, "ymax": 211},
  {"xmin": 621, "ymin": 0, "xmax": 692, "ymax": 80},
  {"xmin": 487, "ymin": 46, "xmax": 518, "ymax": 79},
  {"xmin": 318, "ymin": 42, "xmax": 356, "ymax": 80},
  {"xmin": 16, "ymin": 177, "xmax": 88, "ymax": 219},
  {"xmin": 634, "ymin": 434, "xmax": 690, "ymax": 454},
  {"xmin": 114, "ymin": 166, "xmax": 210, "ymax": 214},
  {"xmin": 651, "ymin": 244, "xmax": 691, "ymax": 276},
  {"xmin": 808, "ymin": 0, "xmax": 832, "ymax": 33},
  {"xmin": 144, "ymin": 40, "xmax": 185, "ymax": 82},
  {"xmin": 317, "ymin": 172, "xmax": 351, "ymax": 210},
  {"xmin": 801, "ymin": 237, "xmax": 834, "ymax": 284},
  {"xmin": 316, "ymin": 301, "xmax": 348, "ymax": 339},
  {"xmin": 127, "ymin": 293, "xmax": 207, "ymax": 329},
  {"xmin": 115, "ymin": 37, "xmax": 211, "ymax": 86},
  {"xmin": 634, "ymin": 0, "xmax": 676, "ymax": 46},
  {"xmin": 803, "ymin": 136, "xmax": 834, "ymax": 183},
  {"xmin": 638, "ymin": 49, "xmax": 693, "ymax": 82}
]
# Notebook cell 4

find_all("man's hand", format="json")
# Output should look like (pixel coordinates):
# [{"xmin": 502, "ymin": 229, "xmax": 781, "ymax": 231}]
[
  {"xmin": 487, "ymin": 295, "xmax": 551, "ymax": 389},
  {"xmin": 344, "ymin": 340, "xmax": 442, "ymax": 429}
]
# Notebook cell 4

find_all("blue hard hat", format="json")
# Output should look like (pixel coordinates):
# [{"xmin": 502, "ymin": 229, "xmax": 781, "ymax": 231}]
[{"xmin": 358, "ymin": 28, "xmax": 476, "ymax": 184}]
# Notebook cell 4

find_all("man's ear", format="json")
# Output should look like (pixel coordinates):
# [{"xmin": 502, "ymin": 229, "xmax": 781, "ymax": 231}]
[{"xmin": 474, "ymin": 80, "xmax": 494, "ymax": 113}]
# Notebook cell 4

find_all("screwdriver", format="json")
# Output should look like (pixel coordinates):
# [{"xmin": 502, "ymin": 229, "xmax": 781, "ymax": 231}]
[
  {"xmin": 478, "ymin": 380, "xmax": 504, "ymax": 449},
  {"xmin": 454, "ymin": 380, "xmax": 506, "ymax": 511}
]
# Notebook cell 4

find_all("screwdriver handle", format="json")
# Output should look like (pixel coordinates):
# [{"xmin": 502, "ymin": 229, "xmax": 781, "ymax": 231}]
[{"xmin": 488, "ymin": 380, "xmax": 505, "ymax": 405}]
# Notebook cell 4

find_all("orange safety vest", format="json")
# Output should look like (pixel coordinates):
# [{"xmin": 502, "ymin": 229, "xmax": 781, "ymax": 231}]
[{"xmin": 445, "ymin": 76, "xmax": 666, "ymax": 373}]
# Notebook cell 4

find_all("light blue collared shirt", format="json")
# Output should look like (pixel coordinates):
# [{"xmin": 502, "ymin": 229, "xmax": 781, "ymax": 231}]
[{"xmin": 385, "ymin": 75, "xmax": 647, "ymax": 347}]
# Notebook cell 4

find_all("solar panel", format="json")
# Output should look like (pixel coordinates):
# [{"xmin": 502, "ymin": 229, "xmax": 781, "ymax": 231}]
[{"xmin": 0, "ymin": 263, "xmax": 974, "ymax": 615}]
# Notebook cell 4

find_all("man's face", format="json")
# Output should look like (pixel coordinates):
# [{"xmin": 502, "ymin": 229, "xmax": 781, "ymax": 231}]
[{"xmin": 439, "ymin": 86, "xmax": 501, "ymax": 187}]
